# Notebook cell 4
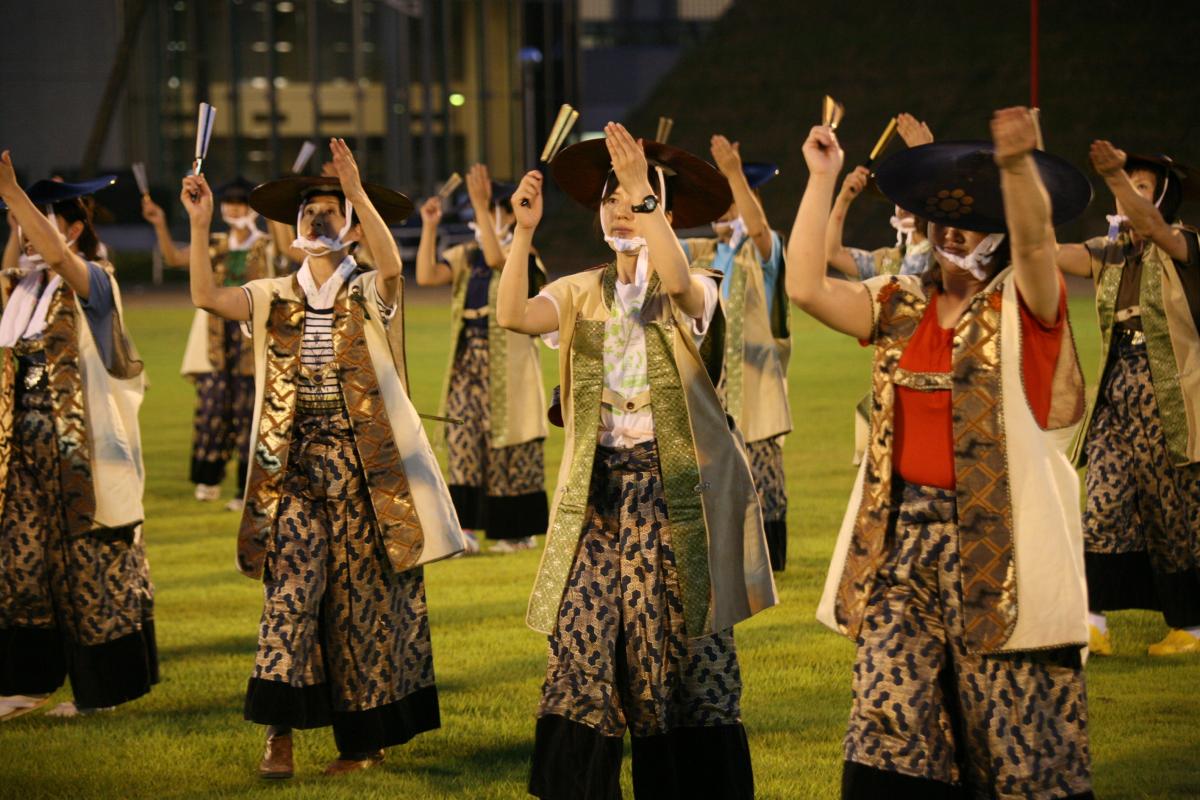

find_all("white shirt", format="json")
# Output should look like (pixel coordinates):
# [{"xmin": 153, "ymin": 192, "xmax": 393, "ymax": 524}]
[{"xmin": 540, "ymin": 256, "xmax": 718, "ymax": 447}]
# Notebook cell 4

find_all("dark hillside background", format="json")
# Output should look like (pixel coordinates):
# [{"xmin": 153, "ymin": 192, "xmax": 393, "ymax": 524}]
[{"xmin": 536, "ymin": 0, "xmax": 1200, "ymax": 273}]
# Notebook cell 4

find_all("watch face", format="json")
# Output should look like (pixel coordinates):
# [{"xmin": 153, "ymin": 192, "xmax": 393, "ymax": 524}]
[{"xmin": 645, "ymin": 196, "xmax": 658, "ymax": 211}]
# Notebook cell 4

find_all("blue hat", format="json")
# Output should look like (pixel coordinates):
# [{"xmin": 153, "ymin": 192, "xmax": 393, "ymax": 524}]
[
  {"xmin": 25, "ymin": 175, "xmax": 118, "ymax": 207},
  {"xmin": 874, "ymin": 142, "xmax": 1091, "ymax": 234},
  {"xmin": 742, "ymin": 162, "xmax": 779, "ymax": 189}
]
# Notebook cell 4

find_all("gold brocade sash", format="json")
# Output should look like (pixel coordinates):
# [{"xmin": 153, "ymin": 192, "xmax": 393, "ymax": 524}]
[{"xmin": 836, "ymin": 279, "xmax": 1017, "ymax": 653}]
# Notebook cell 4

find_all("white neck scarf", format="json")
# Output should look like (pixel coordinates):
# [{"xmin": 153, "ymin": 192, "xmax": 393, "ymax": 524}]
[
  {"xmin": 931, "ymin": 226, "xmax": 1006, "ymax": 282},
  {"xmin": 0, "ymin": 263, "xmax": 61, "ymax": 347},
  {"xmin": 296, "ymin": 254, "xmax": 358, "ymax": 310},
  {"xmin": 291, "ymin": 196, "xmax": 355, "ymax": 258},
  {"xmin": 1106, "ymin": 214, "xmax": 1128, "ymax": 242},
  {"xmin": 712, "ymin": 216, "xmax": 748, "ymax": 250},
  {"xmin": 469, "ymin": 206, "xmax": 515, "ymax": 248},
  {"xmin": 890, "ymin": 209, "xmax": 917, "ymax": 249}
]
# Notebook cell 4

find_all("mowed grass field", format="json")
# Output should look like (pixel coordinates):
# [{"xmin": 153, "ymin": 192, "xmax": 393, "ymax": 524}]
[{"xmin": 0, "ymin": 287, "xmax": 1197, "ymax": 799}]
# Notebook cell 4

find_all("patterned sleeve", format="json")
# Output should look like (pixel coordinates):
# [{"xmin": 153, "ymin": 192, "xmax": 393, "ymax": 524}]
[{"xmin": 849, "ymin": 247, "xmax": 876, "ymax": 280}]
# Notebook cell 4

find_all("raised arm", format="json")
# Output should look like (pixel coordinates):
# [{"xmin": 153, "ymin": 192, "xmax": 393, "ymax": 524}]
[
  {"xmin": 3, "ymin": 210, "xmax": 18, "ymax": 273},
  {"xmin": 467, "ymin": 163, "xmax": 505, "ymax": 269},
  {"xmin": 496, "ymin": 171, "xmax": 558, "ymax": 335},
  {"xmin": 1091, "ymin": 140, "xmax": 1188, "ymax": 262},
  {"xmin": 141, "ymin": 195, "xmax": 190, "ymax": 267},
  {"xmin": 329, "ymin": 138, "xmax": 403, "ymax": 304},
  {"xmin": 1056, "ymin": 243, "xmax": 1093, "ymax": 278},
  {"xmin": 786, "ymin": 127, "xmax": 872, "ymax": 339},
  {"xmin": 896, "ymin": 113, "xmax": 934, "ymax": 147},
  {"xmin": 415, "ymin": 196, "xmax": 452, "ymax": 286},
  {"xmin": 992, "ymin": 107, "xmax": 1060, "ymax": 324},
  {"xmin": 0, "ymin": 150, "xmax": 93, "ymax": 298},
  {"xmin": 182, "ymin": 174, "xmax": 250, "ymax": 321},
  {"xmin": 825, "ymin": 166, "xmax": 870, "ymax": 278},
  {"xmin": 605, "ymin": 123, "xmax": 703, "ymax": 317},
  {"xmin": 711, "ymin": 135, "xmax": 773, "ymax": 259}
]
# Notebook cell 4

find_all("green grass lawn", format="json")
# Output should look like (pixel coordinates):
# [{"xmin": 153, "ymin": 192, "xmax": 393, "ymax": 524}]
[{"xmin": 0, "ymin": 291, "xmax": 1196, "ymax": 799}]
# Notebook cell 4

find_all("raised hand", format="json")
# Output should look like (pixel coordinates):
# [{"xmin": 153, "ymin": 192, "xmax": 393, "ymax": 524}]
[
  {"xmin": 897, "ymin": 113, "xmax": 933, "ymax": 147},
  {"xmin": 710, "ymin": 135, "xmax": 743, "ymax": 180},
  {"xmin": 803, "ymin": 125, "xmax": 844, "ymax": 177},
  {"xmin": 1089, "ymin": 140, "xmax": 1127, "ymax": 177},
  {"xmin": 837, "ymin": 165, "xmax": 871, "ymax": 204},
  {"xmin": 141, "ymin": 195, "xmax": 166, "ymax": 225},
  {"xmin": 466, "ymin": 163, "xmax": 492, "ymax": 211},
  {"xmin": 511, "ymin": 171, "xmax": 543, "ymax": 230},
  {"xmin": 604, "ymin": 122, "xmax": 653, "ymax": 198},
  {"xmin": 328, "ymin": 138, "xmax": 364, "ymax": 198},
  {"xmin": 0, "ymin": 151, "xmax": 19, "ymax": 197},
  {"xmin": 991, "ymin": 107, "xmax": 1037, "ymax": 168},
  {"xmin": 420, "ymin": 196, "xmax": 442, "ymax": 228},
  {"xmin": 180, "ymin": 174, "xmax": 213, "ymax": 225}
]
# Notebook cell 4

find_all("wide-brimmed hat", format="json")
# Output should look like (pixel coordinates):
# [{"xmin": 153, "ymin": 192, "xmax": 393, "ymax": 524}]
[
  {"xmin": 249, "ymin": 176, "xmax": 413, "ymax": 224},
  {"xmin": 217, "ymin": 176, "xmax": 256, "ymax": 204},
  {"xmin": 742, "ymin": 162, "xmax": 779, "ymax": 190},
  {"xmin": 874, "ymin": 141, "xmax": 1092, "ymax": 234},
  {"xmin": 453, "ymin": 180, "xmax": 518, "ymax": 220},
  {"xmin": 1123, "ymin": 153, "xmax": 1198, "ymax": 219},
  {"xmin": 23, "ymin": 175, "xmax": 118, "ymax": 207},
  {"xmin": 551, "ymin": 138, "xmax": 732, "ymax": 229}
]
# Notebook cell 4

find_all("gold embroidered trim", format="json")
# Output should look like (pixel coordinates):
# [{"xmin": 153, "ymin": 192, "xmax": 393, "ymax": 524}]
[{"xmin": 893, "ymin": 366, "xmax": 952, "ymax": 392}]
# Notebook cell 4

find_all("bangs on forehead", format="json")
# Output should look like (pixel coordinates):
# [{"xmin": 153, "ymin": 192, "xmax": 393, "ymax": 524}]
[{"xmin": 300, "ymin": 187, "xmax": 345, "ymax": 209}]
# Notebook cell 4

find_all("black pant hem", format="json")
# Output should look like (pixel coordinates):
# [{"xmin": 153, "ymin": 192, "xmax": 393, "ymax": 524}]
[
  {"xmin": 190, "ymin": 457, "xmax": 226, "ymax": 487},
  {"xmin": 764, "ymin": 518, "xmax": 787, "ymax": 572},
  {"xmin": 67, "ymin": 624, "xmax": 159, "ymax": 709},
  {"xmin": 450, "ymin": 485, "xmax": 549, "ymax": 539},
  {"xmin": 0, "ymin": 626, "xmax": 67, "ymax": 696},
  {"xmin": 1086, "ymin": 551, "xmax": 1200, "ymax": 626}
]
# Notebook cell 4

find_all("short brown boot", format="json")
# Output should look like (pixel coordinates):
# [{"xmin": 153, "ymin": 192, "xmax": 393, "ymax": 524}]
[
  {"xmin": 258, "ymin": 732, "xmax": 294, "ymax": 780},
  {"xmin": 322, "ymin": 750, "xmax": 383, "ymax": 776}
]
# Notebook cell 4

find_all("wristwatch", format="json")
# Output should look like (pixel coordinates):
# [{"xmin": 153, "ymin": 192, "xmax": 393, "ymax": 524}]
[{"xmin": 631, "ymin": 194, "xmax": 659, "ymax": 214}]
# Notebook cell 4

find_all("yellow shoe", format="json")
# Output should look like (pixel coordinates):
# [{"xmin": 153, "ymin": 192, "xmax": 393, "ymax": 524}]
[
  {"xmin": 1088, "ymin": 624, "xmax": 1113, "ymax": 656},
  {"xmin": 1148, "ymin": 629, "xmax": 1200, "ymax": 656}
]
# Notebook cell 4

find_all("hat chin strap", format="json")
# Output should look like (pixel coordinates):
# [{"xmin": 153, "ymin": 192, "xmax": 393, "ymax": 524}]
[
  {"xmin": 929, "ymin": 223, "xmax": 1005, "ymax": 282},
  {"xmin": 291, "ymin": 196, "xmax": 355, "ymax": 257}
]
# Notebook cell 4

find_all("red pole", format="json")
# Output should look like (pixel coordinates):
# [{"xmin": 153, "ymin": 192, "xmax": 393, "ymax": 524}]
[{"xmin": 1030, "ymin": 0, "xmax": 1040, "ymax": 107}]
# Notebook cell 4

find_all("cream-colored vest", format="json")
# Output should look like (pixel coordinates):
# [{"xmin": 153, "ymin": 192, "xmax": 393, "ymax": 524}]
[{"xmin": 684, "ymin": 236, "xmax": 791, "ymax": 443}]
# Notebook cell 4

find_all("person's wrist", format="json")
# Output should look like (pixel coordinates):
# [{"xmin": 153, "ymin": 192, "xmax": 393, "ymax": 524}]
[{"xmin": 628, "ymin": 182, "xmax": 656, "ymax": 201}]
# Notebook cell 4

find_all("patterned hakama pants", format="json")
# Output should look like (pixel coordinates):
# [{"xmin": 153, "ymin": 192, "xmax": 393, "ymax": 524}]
[
  {"xmin": 0, "ymin": 380, "xmax": 157, "ymax": 709},
  {"xmin": 190, "ymin": 320, "xmax": 254, "ymax": 493},
  {"xmin": 1083, "ymin": 332, "xmax": 1200, "ymax": 627},
  {"xmin": 446, "ymin": 328, "xmax": 548, "ymax": 539},
  {"xmin": 745, "ymin": 436, "xmax": 788, "ymax": 571},
  {"xmin": 530, "ymin": 441, "xmax": 753, "ymax": 800},
  {"xmin": 842, "ymin": 482, "xmax": 1092, "ymax": 800},
  {"xmin": 242, "ymin": 408, "xmax": 439, "ymax": 755}
]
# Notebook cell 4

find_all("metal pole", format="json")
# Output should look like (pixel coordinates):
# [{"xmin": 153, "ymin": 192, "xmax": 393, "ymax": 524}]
[
  {"xmin": 80, "ymin": 0, "xmax": 150, "ymax": 176},
  {"xmin": 308, "ymin": 0, "xmax": 320, "ymax": 145},
  {"xmin": 1030, "ymin": 0, "xmax": 1039, "ymax": 107},
  {"xmin": 439, "ymin": 0, "xmax": 452, "ymax": 174},
  {"xmin": 265, "ymin": 2, "xmax": 281, "ymax": 175},
  {"xmin": 474, "ymin": 0, "xmax": 488, "ymax": 165},
  {"xmin": 227, "ymin": 0, "xmax": 243, "ymax": 176},
  {"xmin": 352, "ymin": 0, "xmax": 367, "ymax": 166},
  {"xmin": 382, "ymin": 6, "xmax": 400, "ymax": 189},
  {"xmin": 397, "ymin": 9, "xmax": 414, "ymax": 192},
  {"xmin": 419, "ymin": 0, "xmax": 436, "ymax": 194}
]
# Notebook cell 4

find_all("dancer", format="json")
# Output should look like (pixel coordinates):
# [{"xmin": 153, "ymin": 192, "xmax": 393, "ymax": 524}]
[
  {"xmin": 789, "ymin": 110, "xmax": 1094, "ymax": 798},
  {"xmin": 180, "ymin": 138, "xmax": 464, "ymax": 778},
  {"xmin": 680, "ymin": 136, "xmax": 791, "ymax": 571},
  {"xmin": 1057, "ymin": 142, "xmax": 1200, "ymax": 655},
  {"xmin": 0, "ymin": 157, "xmax": 156, "ymax": 721},
  {"xmin": 498, "ymin": 123, "xmax": 776, "ymax": 800},
  {"xmin": 416, "ymin": 163, "xmax": 549, "ymax": 554},
  {"xmin": 826, "ymin": 114, "xmax": 936, "ymax": 280},
  {"xmin": 142, "ymin": 177, "xmax": 275, "ymax": 508}
]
